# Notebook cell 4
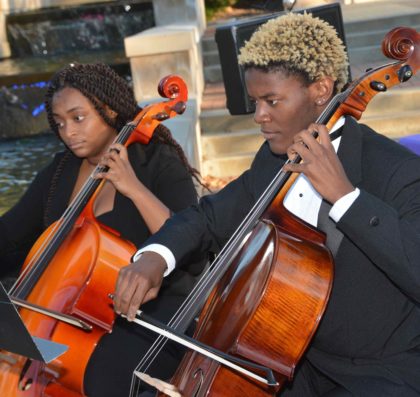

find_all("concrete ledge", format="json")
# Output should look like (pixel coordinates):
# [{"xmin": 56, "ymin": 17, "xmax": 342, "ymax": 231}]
[
  {"xmin": 125, "ymin": 25, "xmax": 200, "ymax": 57},
  {"xmin": 125, "ymin": 24, "xmax": 204, "ymax": 106}
]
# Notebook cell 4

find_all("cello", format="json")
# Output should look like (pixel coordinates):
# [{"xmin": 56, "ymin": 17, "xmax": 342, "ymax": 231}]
[
  {"xmin": 128, "ymin": 26, "xmax": 420, "ymax": 397},
  {"xmin": 0, "ymin": 75, "xmax": 188, "ymax": 396}
]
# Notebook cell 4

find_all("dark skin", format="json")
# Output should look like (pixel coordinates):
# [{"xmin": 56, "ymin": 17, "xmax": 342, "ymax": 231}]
[
  {"xmin": 113, "ymin": 68, "xmax": 354, "ymax": 320},
  {"xmin": 285, "ymin": 123, "xmax": 354, "ymax": 204}
]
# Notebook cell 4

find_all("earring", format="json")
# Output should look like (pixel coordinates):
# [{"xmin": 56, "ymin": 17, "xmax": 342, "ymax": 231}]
[
  {"xmin": 108, "ymin": 110, "xmax": 117, "ymax": 118},
  {"xmin": 316, "ymin": 99, "xmax": 324, "ymax": 105}
]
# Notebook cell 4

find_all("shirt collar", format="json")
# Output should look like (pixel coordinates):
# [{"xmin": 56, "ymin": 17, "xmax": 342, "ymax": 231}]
[{"xmin": 330, "ymin": 116, "xmax": 345, "ymax": 152}]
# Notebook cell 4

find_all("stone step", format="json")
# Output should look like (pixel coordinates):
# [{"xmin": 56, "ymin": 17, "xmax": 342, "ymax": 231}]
[
  {"xmin": 202, "ymin": 128, "xmax": 264, "ymax": 158},
  {"xmin": 200, "ymin": 108, "xmax": 256, "ymax": 134},
  {"xmin": 204, "ymin": 64, "xmax": 223, "ymax": 84},
  {"xmin": 348, "ymin": 45, "xmax": 390, "ymax": 65},
  {"xmin": 201, "ymin": 108, "xmax": 420, "ymax": 178},
  {"xmin": 202, "ymin": 151, "xmax": 255, "ymax": 178},
  {"xmin": 202, "ymin": 35, "xmax": 218, "ymax": 52},
  {"xmin": 361, "ymin": 109, "xmax": 420, "ymax": 139},
  {"xmin": 346, "ymin": 23, "xmax": 420, "ymax": 49},
  {"xmin": 363, "ymin": 87, "xmax": 420, "ymax": 116},
  {"xmin": 343, "ymin": 12, "xmax": 420, "ymax": 35},
  {"xmin": 203, "ymin": 49, "xmax": 221, "ymax": 67},
  {"xmin": 344, "ymin": 11, "xmax": 420, "ymax": 63}
]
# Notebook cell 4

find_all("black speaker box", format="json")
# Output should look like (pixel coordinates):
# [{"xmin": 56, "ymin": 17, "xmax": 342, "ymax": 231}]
[{"xmin": 215, "ymin": 3, "xmax": 350, "ymax": 115}]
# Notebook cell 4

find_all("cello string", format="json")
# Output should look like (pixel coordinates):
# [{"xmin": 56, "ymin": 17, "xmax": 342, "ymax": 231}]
[
  {"xmin": 12, "ymin": 101, "xmax": 157, "ymax": 296},
  {"xmin": 156, "ymin": 90, "xmax": 344, "ymax": 314},
  {"xmin": 129, "ymin": 163, "xmax": 296, "ymax": 394},
  {"xmin": 11, "ymin": 123, "xmax": 136, "ymax": 297},
  {"xmin": 129, "ymin": 92, "xmax": 346, "ymax": 396},
  {"xmin": 13, "ymin": 102, "xmax": 156, "ymax": 296}
]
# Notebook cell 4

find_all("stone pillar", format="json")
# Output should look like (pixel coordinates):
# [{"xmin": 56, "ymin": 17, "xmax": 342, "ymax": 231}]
[
  {"xmin": 125, "ymin": 0, "xmax": 206, "ymax": 171},
  {"xmin": 125, "ymin": 25, "xmax": 203, "ymax": 104},
  {"xmin": 125, "ymin": 24, "xmax": 204, "ymax": 171},
  {"xmin": 0, "ymin": 13, "xmax": 11, "ymax": 58},
  {"xmin": 0, "ymin": 0, "xmax": 11, "ymax": 58}
]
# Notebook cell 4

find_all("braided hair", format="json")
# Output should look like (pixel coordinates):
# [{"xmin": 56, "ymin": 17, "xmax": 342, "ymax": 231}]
[
  {"xmin": 45, "ymin": 62, "xmax": 138, "ymax": 134},
  {"xmin": 44, "ymin": 62, "xmax": 203, "ymax": 181},
  {"xmin": 45, "ymin": 62, "xmax": 201, "ymax": 177},
  {"xmin": 43, "ymin": 63, "xmax": 204, "ymax": 225}
]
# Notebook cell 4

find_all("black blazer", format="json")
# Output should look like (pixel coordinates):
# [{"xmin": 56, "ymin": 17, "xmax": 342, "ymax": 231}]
[{"xmin": 147, "ymin": 117, "xmax": 420, "ymax": 394}]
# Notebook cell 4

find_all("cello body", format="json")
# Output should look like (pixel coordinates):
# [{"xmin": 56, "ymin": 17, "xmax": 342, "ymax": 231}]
[
  {"xmin": 168, "ymin": 202, "xmax": 333, "ymax": 396},
  {"xmin": 0, "ymin": 217, "xmax": 135, "ymax": 396}
]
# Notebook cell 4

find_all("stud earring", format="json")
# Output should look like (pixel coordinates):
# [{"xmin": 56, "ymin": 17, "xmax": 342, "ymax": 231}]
[{"xmin": 108, "ymin": 110, "xmax": 117, "ymax": 118}]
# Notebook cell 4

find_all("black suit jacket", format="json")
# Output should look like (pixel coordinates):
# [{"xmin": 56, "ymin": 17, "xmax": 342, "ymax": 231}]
[{"xmin": 147, "ymin": 117, "xmax": 420, "ymax": 394}]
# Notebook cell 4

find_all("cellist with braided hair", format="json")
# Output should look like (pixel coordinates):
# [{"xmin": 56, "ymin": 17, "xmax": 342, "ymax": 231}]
[{"xmin": 0, "ymin": 62, "xmax": 207, "ymax": 396}]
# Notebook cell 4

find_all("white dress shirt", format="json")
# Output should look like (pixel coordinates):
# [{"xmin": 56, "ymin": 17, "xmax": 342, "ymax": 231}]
[{"xmin": 134, "ymin": 116, "xmax": 360, "ymax": 275}]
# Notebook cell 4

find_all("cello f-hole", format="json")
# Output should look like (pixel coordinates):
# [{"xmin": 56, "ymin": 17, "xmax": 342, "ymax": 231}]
[
  {"xmin": 192, "ymin": 368, "xmax": 204, "ymax": 397},
  {"xmin": 18, "ymin": 359, "xmax": 33, "ymax": 391}
]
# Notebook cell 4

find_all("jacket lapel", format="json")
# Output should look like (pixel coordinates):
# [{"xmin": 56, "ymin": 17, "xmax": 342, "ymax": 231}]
[{"xmin": 337, "ymin": 117, "xmax": 363, "ymax": 187}]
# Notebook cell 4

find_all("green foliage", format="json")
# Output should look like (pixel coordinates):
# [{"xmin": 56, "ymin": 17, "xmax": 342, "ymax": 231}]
[{"xmin": 205, "ymin": 0, "xmax": 237, "ymax": 20}]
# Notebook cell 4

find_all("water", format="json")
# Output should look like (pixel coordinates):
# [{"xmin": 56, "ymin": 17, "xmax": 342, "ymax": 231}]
[
  {"xmin": 0, "ymin": 134, "xmax": 63, "ymax": 215},
  {"xmin": 6, "ymin": 1, "xmax": 154, "ymax": 58}
]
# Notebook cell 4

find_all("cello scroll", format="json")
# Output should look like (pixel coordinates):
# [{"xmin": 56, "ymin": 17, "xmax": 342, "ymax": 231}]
[
  {"xmin": 327, "ymin": 26, "xmax": 420, "ymax": 129},
  {"xmin": 127, "ymin": 75, "xmax": 188, "ymax": 145}
]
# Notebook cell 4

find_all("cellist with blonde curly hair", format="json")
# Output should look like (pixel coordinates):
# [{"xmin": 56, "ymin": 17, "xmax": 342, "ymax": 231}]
[{"xmin": 115, "ymin": 13, "xmax": 420, "ymax": 396}]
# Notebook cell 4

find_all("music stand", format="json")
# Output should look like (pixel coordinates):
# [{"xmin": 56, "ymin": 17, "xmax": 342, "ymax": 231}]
[{"xmin": 0, "ymin": 282, "xmax": 67, "ymax": 363}]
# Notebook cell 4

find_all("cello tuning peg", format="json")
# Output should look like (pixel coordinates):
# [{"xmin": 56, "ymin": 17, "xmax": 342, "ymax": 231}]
[
  {"xmin": 171, "ymin": 101, "xmax": 186, "ymax": 115},
  {"xmin": 370, "ymin": 81, "xmax": 387, "ymax": 92},
  {"xmin": 152, "ymin": 112, "xmax": 170, "ymax": 121},
  {"xmin": 398, "ymin": 65, "xmax": 413, "ymax": 82}
]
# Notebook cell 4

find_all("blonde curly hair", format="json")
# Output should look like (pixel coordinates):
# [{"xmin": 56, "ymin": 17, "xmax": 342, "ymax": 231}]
[{"xmin": 238, "ymin": 12, "xmax": 349, "ymax": 92}]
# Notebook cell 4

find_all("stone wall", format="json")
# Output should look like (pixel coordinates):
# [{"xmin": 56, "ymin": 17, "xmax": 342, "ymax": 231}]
[{"xmin": 125, "ymin": 0, "xmax": 205, "ymax": 170}]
